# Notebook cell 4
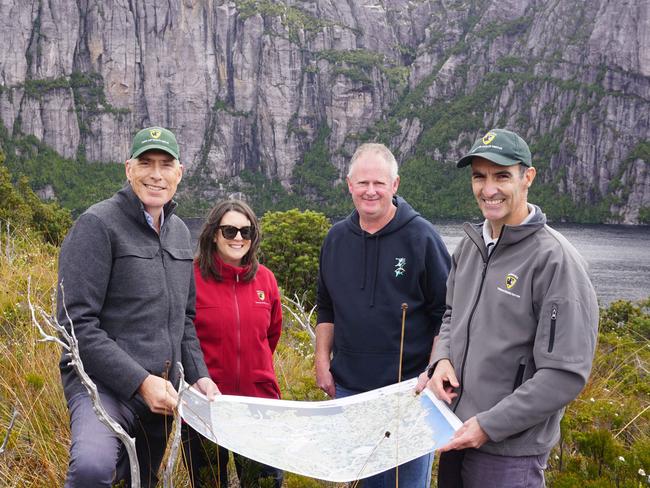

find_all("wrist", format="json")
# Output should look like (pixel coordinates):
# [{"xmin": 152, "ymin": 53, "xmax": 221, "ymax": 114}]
[
  {"xmin": 425, "ymin": 362, "xmax": 436, "ymax": 379},
  {"xmin": 315, "ymin": 353, "xmax": 331, "ymax": 364}
]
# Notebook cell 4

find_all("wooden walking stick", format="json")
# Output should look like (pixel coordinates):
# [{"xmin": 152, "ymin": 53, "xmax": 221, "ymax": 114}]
[{"xmin": 395, "ymin": 302, "xmax": 408, "ymax": 488}]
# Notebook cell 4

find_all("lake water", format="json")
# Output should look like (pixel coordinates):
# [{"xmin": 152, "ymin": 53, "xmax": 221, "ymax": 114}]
[
  {"xmin": 185, "ymin": 218, "xmax": 649, "ymax": 306},
  {"xmin": 433, "ymin": 221, "xmax": 650, "ymax": 305}
]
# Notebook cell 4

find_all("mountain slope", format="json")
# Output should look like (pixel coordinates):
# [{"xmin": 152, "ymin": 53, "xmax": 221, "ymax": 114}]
[{"xmin": 0, "ymin": 0, "xmax": 647, "ymax": 222}]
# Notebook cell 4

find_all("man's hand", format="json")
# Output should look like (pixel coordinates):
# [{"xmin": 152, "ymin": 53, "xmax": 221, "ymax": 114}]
[
  {"xmin": 438, "ymin": 416, "xmax": 489, "ymax": 452},
  {"xmin": 193, "ymin": 377, "xmax": 220, "ymax": 401},
  {"xmin": 429, "ymin": 359, "xmax": 459, "ymax": 404},
  {"xmin": 315, "ymin": 322, "xmax": 336, "ymax": 398},
  {"xmin": 316, "ymin": 358, "xmax": 336, "ymax": 398},
  {"xmin": 138, "ymin": 374, "xmax": 178, "ymax": 415},
  {"xmin": 414, "ymin": 371, "xmax": 430, "ymax": 394}
]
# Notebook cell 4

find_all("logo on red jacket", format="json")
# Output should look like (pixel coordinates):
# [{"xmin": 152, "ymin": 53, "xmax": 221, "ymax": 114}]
[{"xmin": 256, "ymin": 290, "xmax": 266, "ymax": 301}]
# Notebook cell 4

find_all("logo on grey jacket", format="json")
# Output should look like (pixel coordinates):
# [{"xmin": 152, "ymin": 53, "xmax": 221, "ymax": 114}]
[
  {"xmin": 394, "ymin": 258, "xmax": 406, "ymax": 277},
  {"xmin": 498, "ymin": 272, "xmax": 521, "ymax": 298}
]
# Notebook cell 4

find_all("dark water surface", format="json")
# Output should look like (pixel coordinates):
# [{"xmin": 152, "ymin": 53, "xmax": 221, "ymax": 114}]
[
  {"xmin": 185, "ymin": 218, "xmax": 649, "ymax": 306},
  {"xmin": 433, "ymin": 221, "xmax": 650, "ymax": 305}
]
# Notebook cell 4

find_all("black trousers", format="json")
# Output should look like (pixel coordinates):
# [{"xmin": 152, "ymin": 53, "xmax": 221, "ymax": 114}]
[{"xmin": 181, "ymin": 424, "xmax": 283, "ymax": 488}]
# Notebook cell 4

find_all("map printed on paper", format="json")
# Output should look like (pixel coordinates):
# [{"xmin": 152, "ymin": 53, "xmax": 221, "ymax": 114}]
[{"xmin": 180, "ymin": 378, "xmax": 462, "ymax": 482}]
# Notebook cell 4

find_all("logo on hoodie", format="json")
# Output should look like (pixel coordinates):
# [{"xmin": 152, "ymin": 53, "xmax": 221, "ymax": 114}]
[
  {"xmin": 394, "ymin": 258, "xmax": 406, "ymax": 277},
  {"xmin": 256, "ymin": 290, "xmax": 265, "ymax": 301}
]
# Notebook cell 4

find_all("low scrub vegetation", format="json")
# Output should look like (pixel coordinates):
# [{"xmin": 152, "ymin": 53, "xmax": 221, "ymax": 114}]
[{"xmin": 0, "ymin": 205, "xmax": 647, "ymax": 486}]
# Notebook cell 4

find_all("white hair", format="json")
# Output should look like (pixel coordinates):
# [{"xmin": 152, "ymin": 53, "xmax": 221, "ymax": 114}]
[{"xmin": 347, "ymin": 143, "xmax": 399, "ymax": 180}]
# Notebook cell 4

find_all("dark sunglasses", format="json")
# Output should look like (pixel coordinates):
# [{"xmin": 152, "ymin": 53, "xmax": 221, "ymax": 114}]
[{"xmin": 218, "ymin": 225, "xmax": 254, "ymax": 240}]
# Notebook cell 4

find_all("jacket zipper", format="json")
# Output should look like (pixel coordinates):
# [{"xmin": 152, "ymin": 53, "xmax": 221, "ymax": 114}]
[
  {"xmin": 455, "ymin": 261, "xmax": 488, "ymax": 411},
  {"xmin": 234, "ymin": 274, "xmax": 241, "ymax": 393},
  {"xmin": 157, "ymin": 229, "xmax": 172, "ymax": 372},
  {"xmin": 513, "ymin": 363, "xmax": 526, "ymax": 390},
  {"xmin": 454, "ymin": 230, "xmax": 502, "ymax": 413},
  {"xmin": 547, "ymin": 305, "xmax": 558, "ymax": 353},
  {"xmin": 453, "ymin": 225, "xmax": 506, "ymax": 412}
]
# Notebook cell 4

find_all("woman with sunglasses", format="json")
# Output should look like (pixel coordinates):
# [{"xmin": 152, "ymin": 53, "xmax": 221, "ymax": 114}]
[{"xmin": 183, "ymin": 199, "xmax": 283, "ymax": 488}]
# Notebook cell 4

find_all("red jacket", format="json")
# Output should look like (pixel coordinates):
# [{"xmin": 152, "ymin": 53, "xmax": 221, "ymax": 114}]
[{"xmin": 194, "ymin": 256, "xmax": 282, "ymax": 399}]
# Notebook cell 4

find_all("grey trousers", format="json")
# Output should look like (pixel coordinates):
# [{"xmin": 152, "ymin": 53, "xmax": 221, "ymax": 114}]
[
  {"xmin": 64, "ymin": 389, "xmax": 171, "ymax": 488},
  {"xmin": 438, "ymin": 449, "xmax": 549, "ymax": 488}
]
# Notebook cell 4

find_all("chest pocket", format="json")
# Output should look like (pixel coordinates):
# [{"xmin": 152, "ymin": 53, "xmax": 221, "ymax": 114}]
[
  {"xmin": 111, "ymin": 244, "xmax": 161, "ymax": 298},
  {"xmin": 164, "ymin": 247, "xmax": 194, "ymax": 261},
  {"xmin": 161, "ymin": 246, "xmax": 194, "ymax": 299},
  {"xmin": 114, "ymin": 244, "xmax": 159, "ymax": 259}
]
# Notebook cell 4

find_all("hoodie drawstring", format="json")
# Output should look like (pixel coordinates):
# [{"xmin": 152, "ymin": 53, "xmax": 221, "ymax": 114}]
[
  {"xmin": 369, "ymin": 237, "xmax": 379, "ymax": 307},
  {"xmin": 360, "ymin": 232, "xmax": 367, "ymax": 290}
]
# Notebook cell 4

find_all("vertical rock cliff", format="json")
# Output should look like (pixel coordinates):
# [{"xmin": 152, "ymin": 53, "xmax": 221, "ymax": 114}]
[{"xmin": 0, "ymin": 0, "xmax": 648, "ymax": 222}]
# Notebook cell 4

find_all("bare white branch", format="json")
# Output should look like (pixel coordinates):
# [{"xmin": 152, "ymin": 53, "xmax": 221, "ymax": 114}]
[
  {"xmin": 29, "ymin": 278, "xmax": 141, "ymax": 488},
  {"xmin": 162, "ymin": 362, "xmax": 189, "ymax": 488},
  {"xmin": 29, "ymin": 281, "xmax": 69, "ymax": 350},
  {"xmin": 281, "ymin": 293, "xmax": 317, "ymax": 346},
  {"xmin": 1, "ymin": 220, "xmax": 14, "ymax": 264},
  {"xmin": 0, "ymin": 407, "xmax": 18, "ymax": 455}
]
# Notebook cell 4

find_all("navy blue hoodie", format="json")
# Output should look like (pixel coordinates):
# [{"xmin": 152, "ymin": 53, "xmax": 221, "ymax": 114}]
[{"xmin": 317, "ymin": 196, "xmax": 451, "ymax": 391}]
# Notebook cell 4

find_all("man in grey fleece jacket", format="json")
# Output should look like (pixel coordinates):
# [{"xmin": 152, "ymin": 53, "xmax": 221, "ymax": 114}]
[
  {"xmin": 58, "ymin": 127, "xmax": 219, "ymax": 487},
  {"xmin": 418, "ymin": 129, "xmax": 599, "ymax": 487}
]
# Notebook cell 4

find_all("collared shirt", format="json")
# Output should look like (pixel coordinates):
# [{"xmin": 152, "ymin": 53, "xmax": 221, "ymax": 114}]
[
  {"xmin": 482, "ymin": 203, "xmax": 536, "ymax": 255},
  {"xmin": 144, "ymin": 209, "xmax": 164, "ymax": 233}
]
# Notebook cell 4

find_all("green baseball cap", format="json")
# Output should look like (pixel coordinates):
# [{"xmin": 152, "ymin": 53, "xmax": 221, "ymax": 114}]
[
  {"xmin": 130, "ymin": 126, "xmax": 180, "ymax": 160},
  {"xmin": 457, "ymin": 128, "xmax": 531, "ymax": 168}
]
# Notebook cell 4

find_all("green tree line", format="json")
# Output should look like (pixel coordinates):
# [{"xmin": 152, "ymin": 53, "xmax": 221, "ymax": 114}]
[{"xmin": 0, "ymin": 149, "xmax": 72, "ymax": 245}]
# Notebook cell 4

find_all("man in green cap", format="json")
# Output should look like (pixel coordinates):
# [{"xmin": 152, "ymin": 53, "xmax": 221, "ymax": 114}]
[
  {"xmin": 416, "ymin": 128, "xmax": 599, "ymax": 487},
  {"xmin": 58, "ymin": 126, "xmax": 219, "ymax": 487}
]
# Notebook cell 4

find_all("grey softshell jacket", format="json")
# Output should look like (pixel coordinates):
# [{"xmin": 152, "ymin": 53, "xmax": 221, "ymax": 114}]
[
  {"xmin": 57, "ymin": 184, "xmax": 209, "ymax": 402},
  {"xmin": 432, "ymin": 205, "xmax": 599, "ymax": 456}
]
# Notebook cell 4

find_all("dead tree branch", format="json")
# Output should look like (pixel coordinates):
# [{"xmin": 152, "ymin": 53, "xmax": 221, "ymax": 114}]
[
  {"xmin": 1, "ymin": 220, "xmax": 14, "ymax": 263},
  {"xmin": 28, "ymin": 278, "xmax": 141, "ymax": 488},
  {"xmin": 0, "ymin": 407, "xmax": 18, "ymax": 455},
  {"xmin": 282, "ymin": 293, "xmax": 316, "ymax": 346},
  {"xmin": 162, "ymin": 363, "xmax": 190, "ymax": 488}
]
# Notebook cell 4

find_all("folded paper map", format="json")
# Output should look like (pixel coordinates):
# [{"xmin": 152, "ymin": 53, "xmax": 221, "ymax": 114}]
[{"xmin": 180, "ymin": 377, "xmax": 462, "ymax": 482}]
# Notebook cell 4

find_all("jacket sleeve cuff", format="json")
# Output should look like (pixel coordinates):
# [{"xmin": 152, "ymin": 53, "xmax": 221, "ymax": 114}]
[
  {"xmin": 181, "ymin": 347, "xmax": 210, "ymax": 385},
  {"xmin": 430, "ymin": 349, "xmax": 450, "ymax": 366},
  {"xmin": 122, "ymin": 366, "xmax": 151, "ymax": 400},
  {"xmin": 316, "ymin": 308, "xmax": 334, "ymax": 324},
  {"xmin": 475, "ymin": 410, "xmax": 507, "ymax": 443}
]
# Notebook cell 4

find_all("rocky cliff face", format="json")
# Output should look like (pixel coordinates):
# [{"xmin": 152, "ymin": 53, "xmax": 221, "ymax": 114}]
[{"xmin": 0, "ymin": 0, "xmax": 648, "ymax": 222}]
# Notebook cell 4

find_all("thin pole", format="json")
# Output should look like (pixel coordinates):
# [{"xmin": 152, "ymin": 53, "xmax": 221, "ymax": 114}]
[
  {"xmin": 395, "ymin": 302, "xmax": 408, "ymax": 488},
  {"xmin": 398, "ymin": 303, "xmax": 408, "ymax": 383}
]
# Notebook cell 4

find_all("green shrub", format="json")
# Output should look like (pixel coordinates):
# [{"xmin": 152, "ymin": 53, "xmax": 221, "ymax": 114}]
[
  {"xmin": 546, "ymin": 299, "xmax": 650, "ymax": 486},
  {"xmin": 260, "ymin": 209, "xmax": 330, "ymax": 305},
  {"xmin": 0, "ymin": 154, "xmax": 72, "ymax": 245},
  {"xmin": 1, "ymin": 130, "xmax": 124, "ymax": 218}
]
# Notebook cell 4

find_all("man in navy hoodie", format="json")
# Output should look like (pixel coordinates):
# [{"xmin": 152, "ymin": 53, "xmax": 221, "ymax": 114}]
[{"xmin": 315, "ymin": 142, "xmax": 451, "ymax": 487}]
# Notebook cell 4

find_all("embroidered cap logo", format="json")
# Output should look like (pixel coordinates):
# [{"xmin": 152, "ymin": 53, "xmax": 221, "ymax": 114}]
[
  {"xmin": 482, "ymin": 131, "xmax": 496, "ymax": 145},
  {"xmin": 150, "ymin": 129, "xmax": 161, "ymax": 139}
]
